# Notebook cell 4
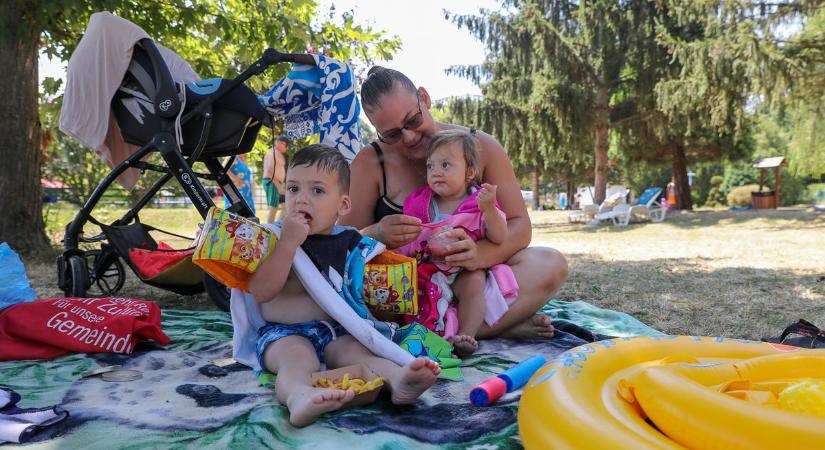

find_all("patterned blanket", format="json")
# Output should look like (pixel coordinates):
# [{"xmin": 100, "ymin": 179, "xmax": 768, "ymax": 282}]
[{"xmin": 0, "ymin": 301, "xmax": 660, "ymax": 449}]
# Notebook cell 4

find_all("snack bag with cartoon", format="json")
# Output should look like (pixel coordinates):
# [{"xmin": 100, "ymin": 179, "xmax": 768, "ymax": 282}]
[
  {"xmin": 362, "ymin": 251, "xmax": 417, "ymax": 315},
  {"xmin": 193, "ymin": 207, "xmax": 275, "ymax": 291}
]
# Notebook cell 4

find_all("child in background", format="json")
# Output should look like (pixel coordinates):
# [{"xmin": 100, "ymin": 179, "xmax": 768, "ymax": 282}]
[
  {"xmin": 401, "ymin": 129, "xmax": 511, "ymax": 357},
  {"xmin": 223, "ymin": 153, "xmax": 257, "ymax": 215},
  {"xmin": 248, "ymin": 144, "xmax": 440, "ymax": 427}
]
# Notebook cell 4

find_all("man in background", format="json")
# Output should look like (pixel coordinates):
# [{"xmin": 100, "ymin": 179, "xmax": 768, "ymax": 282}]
[{"xmin": 263, "ymin": 135, "xmax": 289, "ymax": 223}]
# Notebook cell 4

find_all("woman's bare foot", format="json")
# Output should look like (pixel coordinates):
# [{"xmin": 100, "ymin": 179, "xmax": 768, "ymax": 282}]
[
  {"xmin": 389, "ymin": 358, "xmax": 440, "ymax": 405},
  {"xmin": 450, "ymin": 334, "xmax": 478, "ymax": 358},
  {"xmin": 286, "ymin": 388, "xmax": 355, "ymax": 427},
  {"xmin": 501, "ymin": 314, "xmax": 555, "ymax": 340}
]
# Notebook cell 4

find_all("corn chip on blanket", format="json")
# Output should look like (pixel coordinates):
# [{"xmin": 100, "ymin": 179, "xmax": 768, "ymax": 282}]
[{"xmin": 0, "ymin": 303, "xmax": 659, "ymax": 449}]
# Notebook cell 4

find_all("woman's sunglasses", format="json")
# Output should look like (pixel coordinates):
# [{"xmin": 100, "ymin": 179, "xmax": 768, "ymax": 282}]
[{"xmin": 377, "ymin": 95, "xmax": 424, "ymax": 144}]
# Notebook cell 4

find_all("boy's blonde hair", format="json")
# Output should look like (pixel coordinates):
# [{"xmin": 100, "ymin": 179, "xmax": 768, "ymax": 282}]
[{"xmin": 427, "ymin": 129, "xmax": 481, "ymax": 184}]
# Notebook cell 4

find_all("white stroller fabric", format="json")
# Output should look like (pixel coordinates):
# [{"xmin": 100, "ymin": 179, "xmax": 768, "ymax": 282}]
[{"xmin": 59, "ymin": 11, "xmax": 199, "ymax": 189}]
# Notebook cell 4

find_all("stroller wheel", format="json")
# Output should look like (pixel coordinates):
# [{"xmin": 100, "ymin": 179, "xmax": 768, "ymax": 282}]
[
  {"xmin": 85, "ymin": 249, "xmax": 126, "ymax": 297},
  {"xmin": 203, "ymin": 273, "xmax": 230, "ymax": 312},
  {"xmin": 65, "ymin": 255, "xmax": 90, "ymax": 297}
]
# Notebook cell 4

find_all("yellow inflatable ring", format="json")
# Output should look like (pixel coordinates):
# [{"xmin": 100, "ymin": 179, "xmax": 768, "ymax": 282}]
[{"xmin": 518, "ymin": 336, "xmax": 825, "ymax": 449}]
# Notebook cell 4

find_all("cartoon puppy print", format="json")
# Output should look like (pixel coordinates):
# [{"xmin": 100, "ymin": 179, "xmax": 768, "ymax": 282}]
[
  {"xmin": 365, "ymin": 268, "xmax": 388, "ymax": 288},
  {"xmin": 373, "ymin": 287, "xmax": 399, "ymax": 305}
]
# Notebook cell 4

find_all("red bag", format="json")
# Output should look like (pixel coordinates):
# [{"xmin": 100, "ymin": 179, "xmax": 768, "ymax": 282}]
[
  {"xmin": 0, "ymin": 297, "xmax": 170, "ymax": 361},
  {"xmin": 129, "ymin": 242, "xmax": 194, "ymax": 280}
]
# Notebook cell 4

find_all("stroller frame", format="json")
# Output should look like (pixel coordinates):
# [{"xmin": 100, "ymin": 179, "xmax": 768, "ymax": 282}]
[{"xmin": 57, "ymin": 38, "xmax": 307, "ymax": 310}]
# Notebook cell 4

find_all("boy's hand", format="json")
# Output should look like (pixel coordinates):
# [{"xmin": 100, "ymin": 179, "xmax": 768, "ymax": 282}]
[
  {"xmin": 476, "ymin": 183, "xmax": 497, "ymax": 212},
  {"xmin": 280, "ymin": 211, "xmax": 310, "ymax": 247}
]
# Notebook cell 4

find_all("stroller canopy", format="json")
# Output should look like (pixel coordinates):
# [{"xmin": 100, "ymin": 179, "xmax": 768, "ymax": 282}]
[{"xmin": 59, "ymin": 12, "xmax": 200, "ymax": 189}]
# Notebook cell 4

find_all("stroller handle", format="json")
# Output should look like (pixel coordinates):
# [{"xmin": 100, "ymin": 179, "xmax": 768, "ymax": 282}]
[
  {"xmin": 181, "ymin": 48, "xmax": 314, "ymax": 125},
  {"xmin": 260, "ymin": 48, "xmax": 316, "ymax": 67}
]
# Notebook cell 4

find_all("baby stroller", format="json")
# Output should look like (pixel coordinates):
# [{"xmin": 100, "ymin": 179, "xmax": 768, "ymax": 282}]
[{"xmin": 56, "ymin": 13, "xmax": 311, "ymax": 310}]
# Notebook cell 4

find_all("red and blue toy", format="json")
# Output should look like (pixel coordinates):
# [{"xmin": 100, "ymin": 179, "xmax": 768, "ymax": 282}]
[{"xmin": 470, "ymin": 355, "xmax": 547, "ymax": 406}]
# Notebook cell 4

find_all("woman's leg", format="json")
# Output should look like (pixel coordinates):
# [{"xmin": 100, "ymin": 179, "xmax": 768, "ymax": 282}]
[{"xmin": 476, "ymin": 246, "xmax": 568, "ymax": 339}]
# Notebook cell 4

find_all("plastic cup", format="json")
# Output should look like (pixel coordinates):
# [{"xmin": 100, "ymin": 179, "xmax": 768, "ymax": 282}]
[{"xmin": 428, "ymin": 227, "xmax": 458, "ymax": 261}]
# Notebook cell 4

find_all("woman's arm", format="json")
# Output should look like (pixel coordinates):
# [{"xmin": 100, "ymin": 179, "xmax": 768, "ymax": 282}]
[
  {"xmin": 339, "ymin": 147, "xmax": 381, "ymax": 233},
  {"xmin": 483, "ymin": 210, "xmax": 508, "ymax": 245},
  {"xmin": 445, "ymin": 132, "xmax": 530, "ymax": 270}
]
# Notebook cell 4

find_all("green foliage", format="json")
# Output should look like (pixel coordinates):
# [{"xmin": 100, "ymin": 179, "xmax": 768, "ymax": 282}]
[
  {"xmin": 705, "ymin": 174, "xmax": 727, "ymax": 207},
  {"xmin": 788, "ymin": 103, "xmax": 825, "ymax": 177},
  {"xmin": 785, "ymin": 7, "xmax": 825, "ymax": 178},
  {"xmin": 727, "ymin": 184, "xmax": 760, "ymax": 207},
  {"xmin": 720, "ymin": 161, "xmax": 758, "ymax": 196},
  {"xmin": 778, "ymin": 168, "xmax": 807, "ymax": 206},
  {"xmin": 34, "ymin": 1, "xmax": 400, "ymax": 90},
  {"xmin": 686, "ymin": 163, "xmax": 723, "ymax": 207},
  {"xmin": 806, "ymin": 183, "xmax": 825, "ymax": 204},
  {"xmin": 33, "ymin": 1, "xmax": 400, "ymax": 209},
  {"xmin": 619, "ymin": 161, "xmax": 671, "ymax": 200}
]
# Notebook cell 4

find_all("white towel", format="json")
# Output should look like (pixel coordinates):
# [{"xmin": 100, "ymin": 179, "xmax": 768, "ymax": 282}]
[{"xmin": 0, "ymin": 388, "xmax": 68, "ymax": 444}]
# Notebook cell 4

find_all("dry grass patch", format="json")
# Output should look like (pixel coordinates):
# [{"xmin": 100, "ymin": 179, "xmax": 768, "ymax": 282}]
[{"xmin": 531, "ymin": 208, "xmax": 825, "ymax": 339}]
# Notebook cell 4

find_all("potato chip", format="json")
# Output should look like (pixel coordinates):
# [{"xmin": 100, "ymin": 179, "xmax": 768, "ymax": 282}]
[{"xmin": 312, "ymin": 373, "xmax": 385, "ymax": 394}]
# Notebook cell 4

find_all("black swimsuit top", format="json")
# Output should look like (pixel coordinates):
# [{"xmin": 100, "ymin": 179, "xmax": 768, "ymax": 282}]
[
  {"xmin": 371, "ymin": 142, "xmax": 404, "ymax": 223},
  {"xmin": 370, "ymin": 128, "xmax": 477, "ymax": 223}
]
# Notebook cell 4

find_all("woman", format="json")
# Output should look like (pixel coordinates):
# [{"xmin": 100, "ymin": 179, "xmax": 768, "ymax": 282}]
[{"xmin": 341, "ymin": 67, "xmax": 568, "ymax": 340}]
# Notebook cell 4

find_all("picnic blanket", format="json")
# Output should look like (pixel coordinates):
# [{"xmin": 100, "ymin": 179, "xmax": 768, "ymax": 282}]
[{"xmin": 0, "ymin": 301, "xmax": 659, "ymax": 449}]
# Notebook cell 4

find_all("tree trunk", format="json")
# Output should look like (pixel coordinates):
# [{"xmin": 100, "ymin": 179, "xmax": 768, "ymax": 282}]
[
  {"xmin": 671, "ymin": 142, "xmax": 693, "ymax": 210},
  {"xmin": 593, "ymin": 83, "xmax": 609, "ymax": 205},
  {"xmin": 566, "ymin": 180, "xmax": 575, "ymax": 210},
  {"xmin": 531, "ymin": 168, "xmax": 540, "ymax": 211},
  {"xmin": 0, "ymin": 2, "xmax": 50, "ymax": 254}
]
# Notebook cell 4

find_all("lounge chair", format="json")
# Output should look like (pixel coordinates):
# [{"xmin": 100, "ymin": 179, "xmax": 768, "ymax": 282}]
[
  {"xmin": 568, "ymin": 190, "xmax": 628, "ymax": 223},
  {"xmin": 594, "ymin": 187, "xmax": 665, "ymax": 226}
]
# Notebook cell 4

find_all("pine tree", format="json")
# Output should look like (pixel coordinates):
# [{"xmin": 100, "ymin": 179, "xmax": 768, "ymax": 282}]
[{"xmin": 448, "ymin": 0, "xmax": 629, "ymax": 205}]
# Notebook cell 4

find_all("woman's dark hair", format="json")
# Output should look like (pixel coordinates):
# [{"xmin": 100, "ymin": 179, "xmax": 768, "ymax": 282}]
[{"xmin": 361, "ymin": 66, "xmax": 417, "ymax": 112}]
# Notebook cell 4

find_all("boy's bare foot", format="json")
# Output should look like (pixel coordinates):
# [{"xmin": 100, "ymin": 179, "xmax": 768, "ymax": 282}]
[
  {"xmin": 390, "ymin": 357, "xmax": 440, "ymax": 405},
  {"xmin": 501, "ymin": 314, "xmax": 555, "ymax": 340},
  {"xmin": 287, "ymin": 388, "xmax": 355, "ymax": 427},
  {"xmin": 450, "ymin": 334, "xmax": 478, "ymax": 358}
]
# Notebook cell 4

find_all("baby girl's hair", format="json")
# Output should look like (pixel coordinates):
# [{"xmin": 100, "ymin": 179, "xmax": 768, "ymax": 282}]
[{"xmin": 427, "ymin": 129, "xmax": 482, "ymax": 185}]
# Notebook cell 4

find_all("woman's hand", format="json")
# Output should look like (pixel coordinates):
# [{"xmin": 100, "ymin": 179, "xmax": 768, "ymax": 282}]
[
  {"xmin": 376, "ymin": 214, "xmax": 422, "ymax": 249},
  {"xmin": 443, "ymin": 228, "xmax": 480, "ymax": 270}
]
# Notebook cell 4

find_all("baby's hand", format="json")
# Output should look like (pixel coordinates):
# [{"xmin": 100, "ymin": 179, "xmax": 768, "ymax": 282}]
[
  {"xmin": 280, "ymin": 211, "xmax": 310, "ymax": 247},
  {"xmin": 476, "ymin": 183, "xmax": 497, "ymax": 212}
]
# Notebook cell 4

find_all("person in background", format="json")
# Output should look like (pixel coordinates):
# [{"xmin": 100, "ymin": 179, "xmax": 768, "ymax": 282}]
[
  {"xmin": 224, "ymin": 153, "xmax": 256, "ymax": 215},
  {"xmin": 263, "ymin": 136, "xmax": 289, "ymax": 223}
]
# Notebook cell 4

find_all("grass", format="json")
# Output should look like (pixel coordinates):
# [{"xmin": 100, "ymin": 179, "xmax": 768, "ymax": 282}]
[{"xmin": 23, "ymin": 204, "xmax": 825, "ymax": 339}]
